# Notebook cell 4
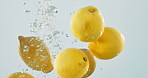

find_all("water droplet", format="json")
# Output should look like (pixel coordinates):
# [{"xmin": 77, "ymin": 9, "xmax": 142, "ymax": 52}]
[
  {"xmin": 40, "ymin": 49, "xmax": 43, "ymax": 51},
  {"xmin": 23, "ymin": 49, "xmax": 29, "ymax": 52},
  {"xmin": 101, "ymin": 68, "xmax": 102, "ymax": 70},
  {"xmin": 54, "ymin": 44, "xmax": 59, "ymax": 47},
  {"xmin": 36, "ymin": 45, "xmax": 40, "ymax": 47},
  {"xmin": 74, "ymin": 39, "xmax": 78, "ymax": 42},
  {"xmin": 53, "ymin": 30, "xmax": 60, "ymax": 36},
  {"xmin": 31, "ymin": 44, "xmax": 34, "ymax": 46},
  {"xmin": 30, "ymin": 38, "xmax": 34, "ymax": 42},
  {"xmin": 25, "ymin": 69, "xmax": 28, "ymax": 71},
  {"xmin": 33, "ymin": 61, "xmax": 38, "ymax": 65},
  {"xmin": 42, "ymin": 64, "xmax": 47, "ymax": 66},
  {"xmin": 66, "ymin": 34, "xmax": 69, "ymax": 37},
  {"xmin": 33, "ymin": 22, "xmax": 38, "ymax": 27},
  {"xmin": 36, "ymin": 52, "xmax": 39, "ymax": 56},
  {"xmin": 47, "ymin": 6, "xmax": 59, "ymax": 15},
  {"xmin": 24, "ymin": 45, "xmax": 28, "ymax": 48},
  {"xmin": 41, "ymin": 55, "xmax": 48, "ymax": 58},
  {"xmin": 36, "ymin": 65, "xmax": 39, "ymax": 67},
  {"xmin": 25, "ymin": 10, "xmax": 31, "ymax": 13},
  {"xmin": 23, "ymin": 2, "xmax": 26, "ymax": 5},
  {"xmin": 19, "ymin": 75, "xmax": 25, "ymax": 77},
  {"xmin": 41, "ymin": 59, "xmax": 45, "ymax": 61}
]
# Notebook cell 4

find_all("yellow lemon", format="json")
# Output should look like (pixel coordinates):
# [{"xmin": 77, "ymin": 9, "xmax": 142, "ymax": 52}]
[
  {"xmin": 88, "ymin": 27, "xmax": 125, "ymax": 59},
  {"xmin": 18, "ymin": 36, "xmax": 53, "ymax": 73},
  {"xmin": 6, "ymin": 72, "xmax": 34, "ymax": 78},
  {"xmin": 54, "ymin": 48, "xmax": 89, "ymax": 78},
  {"xmin": 80, "ymin": 49, "xmax": 96, "ymax": 78},
  {"xmin": 71, "ymin": 6, "xmax": 104, "ymax": 42}
]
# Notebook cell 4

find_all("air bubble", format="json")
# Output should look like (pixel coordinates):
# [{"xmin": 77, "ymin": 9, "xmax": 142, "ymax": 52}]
[
  {"xmin": 19, "ymin": 75, "xmax": 25, "ymax": 77},
  {"xmin": 47, "ymin": 6, "xmax": 59, "ymax": 15},
  {"xmin": 31, "ymin": 44, "xmax": 34, "ymax": 46},
  {"xmin": 25, "ymin": 10, "xmax": 30, "ymax": 13},
  {"xmin": 23, "ymin": 49, "xmax": 29, "ymax": 52},
  {"xmin": 36, "ymin": 65, "xmax": 39, "ymax": 67}
]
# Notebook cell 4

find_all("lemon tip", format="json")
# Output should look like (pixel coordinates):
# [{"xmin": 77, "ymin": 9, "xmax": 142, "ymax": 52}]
[{"xmin": 18, "ymin": 36, "xmax": 24, "ymax": 40}]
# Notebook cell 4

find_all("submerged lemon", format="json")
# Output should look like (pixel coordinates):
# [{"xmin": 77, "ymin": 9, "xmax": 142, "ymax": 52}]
[
  {"xmin": 88, "ymin": 27, "xmax": 125, "ymax": 59},
  {"xmin": 71, "ymin": 6, "xmax": 104, "ymax": 42},
  {"xmin": 18, "ymin": 36, "xmax": 53, "ymax": 73},
  {"xmin": 54, "ymin": 48, "xmax": 89, "ymax": 78},
  {"xmin": 6, "ymin": 72, "xmax": 34, "ymax": 78},
  {"xmin": 80, "ymin": 49, "xmax": 96, "ymax": 78}
]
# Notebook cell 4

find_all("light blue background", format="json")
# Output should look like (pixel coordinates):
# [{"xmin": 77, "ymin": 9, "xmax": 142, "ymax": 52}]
[{"xmin": 0, "ymin": 0, "xmax": 148, "ymax": 78}]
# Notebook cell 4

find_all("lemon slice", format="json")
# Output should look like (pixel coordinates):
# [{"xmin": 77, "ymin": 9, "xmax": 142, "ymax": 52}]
[
  {"xmin": 18, "ymin": 36, "xmax": 53, "ymax": 73},
  {"xmin": 6, "ymin": 72, "xmax": 34, "ymax": 78}
]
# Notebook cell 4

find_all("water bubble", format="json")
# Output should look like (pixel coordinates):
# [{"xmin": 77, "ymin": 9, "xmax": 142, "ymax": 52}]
[
  {"xmin": 23, "ymin": 49, "xmax": 29, "ymax": 52},
  {"xmin": 33, "ymin": 22, "xmax": 38, "ymax": 27},
  {"xmin": 31, "ymin": 44, "xmax": 34, "ymax": 46},
  {"xmin": 36, "ymin": 65, "xmax": 39, "ymax": 67},
  {"xmin": 41, "ymin": 59, "xmax": 45, "ymax": 61},
  {"xmin": 47, "ymin": 6, "xmax": 59, "ymax": 15},
  {"xmin": 66, "ymin": 34, "xmax": 69, "ymax": 37},
  {"xmin": 40, "ymin": 49, "xmax": 43, "ymax": 51},
  {"xmin": 19, "ymin": 75, "xmax": 25, "ymax": 77},
  {"xmin": 36, "ymin": 52, "xmax": 39, "ymax": 56},
  {"xmin": 33, "ymin": 61, "xmax": 38, "ymax": 65},
  {"xmin": 39, "ymin": 23, "xmax": 45, "ymax": 28},
  {"xmin": 23, "ymin": 2, "xmax": 26, "ymax": 5},
  {"xmin": 37, "ymin": 45, "xmax": 40, "ymax": 47},
  {"xmin": 54, "ymin": 44, "xmax": 59, "ymax": 47},
  {"xmin": 53, "ymin": 30, "xmax": 60, "ymax": 36},
  {"xmin": 25, "ymin": 10, "xmax": 31, "ymax": 13},
  {"xmin": 101, "ymin": 68, "xmax": 103, "ymax": 70},
  {"xmin": 42, "ymin": 64, "xmax": 47, "ymax": 66},
  {"xmin": 25, "ymin": 69, "xmax": 29, "ymax": 71},
  {"xmin": 24, "ymin": 45, "xmax": 28, "ymax": 48}
]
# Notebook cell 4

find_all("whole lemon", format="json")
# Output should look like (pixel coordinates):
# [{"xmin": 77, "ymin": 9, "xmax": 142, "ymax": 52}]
[
  {"xmin": 71, "ymin": 6, "xmax": 104, "ymax": 42},
  {"xmin": 6, "ymin": 72, "xmax": 34, "ymax": 78},
  {"xmin": 54, "ymin": 48, "xmax": 89, "ymax": 78},
  {"xmin": 88, "ymin": 27, "xmax": 125, "ymax": 59},
  {"xmin": 80, "ymin": 49, "xmax": 96, "ymax": 78}
]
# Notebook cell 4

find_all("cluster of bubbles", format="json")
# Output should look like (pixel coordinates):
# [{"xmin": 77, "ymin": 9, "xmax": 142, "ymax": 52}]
[
  {"xmin": 19, "ymin": 0, "xmax": 82, "ymax": 78},
  {"xmin": 20, "ymin": 0, "xmax": 79, "ymax": 78},
  {"xmin": 25, "ymin": 0, "xmax": 79, "ymax": 58},
  {"xmin": 24, "ymin": 0, "xmax": 60, "ymax": 57}
]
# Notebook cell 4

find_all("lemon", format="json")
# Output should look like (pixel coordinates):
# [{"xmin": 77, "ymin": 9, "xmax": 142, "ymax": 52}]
[
  {"xmin": 54, "ymin": 48, "xmax": 89, "ymax": 78},
  {"xmin": 6, "ymin": 72, "xmax": 34, "ymax": 78},
  {"xmin": 71, "ymin": 6, "xmax": 104, "ymax": 42},
  {"xmin": 88, "ymin": 27, "xmax": 125, "ymax": 59},
  {"xmin": 80, "ymin": 49, "xmax": 96, "ymax": 78},
  {"xmin": 18, "ymin": 36, "xmax": 53, "ymax": 73}
]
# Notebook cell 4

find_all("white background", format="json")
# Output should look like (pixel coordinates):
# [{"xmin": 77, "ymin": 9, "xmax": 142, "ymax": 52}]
[{"xmin": 0, "ymin": 0, "xmax": 148, "ymax": 78}]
